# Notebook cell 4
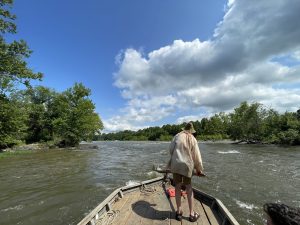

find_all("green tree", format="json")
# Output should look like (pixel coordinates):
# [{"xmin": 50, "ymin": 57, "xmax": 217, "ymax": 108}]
[
  {"xmin": 51, "ymin": 83, "xmax": 103, "ymax": 147},
  {"xmin": 0, "ymin": 0, "xmax": 42, "ymax": 148},
  {"xmin": 274, "ymin": 112, "xmax": 300, "ymax": 145},
  {"xmin": 199, "ymin": 118, "xmax": 209, "ymax": 135},
  {"xmin": 205, "ymin": 114, "xmax": 225, "ymax": 135},
  {"xmin": 262, "ymin": 109, "xmax": 281, "ymax": 142},
  {"xmin": 20, "ymin": 86, "xmax": 57, "ymax": 143},
  {"xmin": 228, "ymin": 102, "xmax": 265, "ymax": 142},
  {"xmin": 146, "ymin": 126, "xmax": 165, "ymax": 141},
  {"xmin": 0, "ymin": 0, "xmax": 42, "ymax": 95},
  {"xmin": 296, "ymin": 109, "xmax": 300, "ymax": 120},
  {"xmin": 0, "ymin": 94, "xmax": 27, "ymax": 148},
  {"xmin": 277, "ymin": 129, "xmax": 299, "ymax": 145},
  {"xmin": 193, "ymin": 120, "xmax": 201, "ymax": 134}
]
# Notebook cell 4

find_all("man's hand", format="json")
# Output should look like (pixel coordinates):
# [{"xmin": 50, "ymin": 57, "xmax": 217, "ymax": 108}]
[{"xmin": 196, "ymin": 170, "xmax": 206, "ymax": 177}]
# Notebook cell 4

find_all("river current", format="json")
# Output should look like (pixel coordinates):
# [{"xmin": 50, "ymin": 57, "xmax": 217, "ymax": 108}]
[{"xmin": 0, "ymin": 141, "xmax": 299, "ymax": 225}]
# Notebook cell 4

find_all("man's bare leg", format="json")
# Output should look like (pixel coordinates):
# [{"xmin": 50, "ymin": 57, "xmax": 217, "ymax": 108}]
[
  {"xmin": 175, "ymin": 183, "xmax": 182, "ymax": 213},
  {"xmin": 186, "ymin": 184, "xmax": 194, "ymax": 216}
]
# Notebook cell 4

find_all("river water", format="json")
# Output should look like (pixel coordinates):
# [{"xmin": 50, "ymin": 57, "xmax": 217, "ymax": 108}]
[{"xmin": 0, "ymin": 141, "xmax": 299, "ymax": 225}]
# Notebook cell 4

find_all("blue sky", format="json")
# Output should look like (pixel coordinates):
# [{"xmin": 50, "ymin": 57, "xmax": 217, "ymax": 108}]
[{"xmin": 9, "ymin": 0, "xmax": 300, "ymax": 132}]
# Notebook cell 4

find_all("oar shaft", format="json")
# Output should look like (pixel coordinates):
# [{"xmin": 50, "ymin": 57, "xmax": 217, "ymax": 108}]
[{"xmin": 154, "ymin": 168, "xmax": 206, "ymax": 177}]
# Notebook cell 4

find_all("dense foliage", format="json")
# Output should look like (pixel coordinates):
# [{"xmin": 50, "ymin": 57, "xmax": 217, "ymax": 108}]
[
  {"xmin": 97, "ymin": 102, "xmax": 300, "ymax": 145},
  {"xmin": 0, "ymin": 1, "xmax": 103, "ymax": 149},
  {"xmin": 0, "ymin": 0, "xmax": 43, "ymax": 94},
  {"xmin": 0, "ymin": 83, "xmax": 103, "ymax": 149}
]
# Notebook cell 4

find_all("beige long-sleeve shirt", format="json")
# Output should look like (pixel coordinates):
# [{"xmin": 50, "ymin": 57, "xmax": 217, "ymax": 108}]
[{"xmin": 169, "ymin": 131, "xmax": 203, "ymax": 178}]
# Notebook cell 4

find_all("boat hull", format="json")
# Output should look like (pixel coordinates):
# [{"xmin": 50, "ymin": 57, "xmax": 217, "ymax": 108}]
[{"xmin": 77, "ymin": 176, "xmax": 239, "ymax": 225}]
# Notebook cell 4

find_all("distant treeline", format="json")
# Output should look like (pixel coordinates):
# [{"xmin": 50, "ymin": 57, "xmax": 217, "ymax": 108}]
[
  {"xmin": 0, "ymin": 1, "xmax": 103, "ymax": 149},
  {"xmin": 96, "ymin": 102, "xmax": 300, "ymax": 145}
]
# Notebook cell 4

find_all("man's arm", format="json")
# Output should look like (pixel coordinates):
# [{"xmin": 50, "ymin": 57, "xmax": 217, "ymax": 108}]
[
  {"xmin": 166, "ymin": 136, "xmax": 176, "ymax": 170},
  {"xmin": 192, "ymin": 138, "xmax": 204, "ymax": 174},
  {"xmin": 169, "ymin": 136, "xmax": 176, "ymax": 155}
]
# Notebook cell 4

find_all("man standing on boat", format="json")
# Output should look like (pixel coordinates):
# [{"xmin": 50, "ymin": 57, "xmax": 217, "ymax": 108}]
[{"xmin": 168, "ymin": 121, "xmax": 204, "ymax": 222}]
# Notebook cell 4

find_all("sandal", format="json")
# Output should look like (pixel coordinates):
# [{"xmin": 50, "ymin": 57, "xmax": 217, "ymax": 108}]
[
  {"xmin": 175, "ymin": 211, "xmax": 183, "ymax": 221},
  {"xmin": 189, "ymin": 212, "xmax": 200, "ymax": 222}
]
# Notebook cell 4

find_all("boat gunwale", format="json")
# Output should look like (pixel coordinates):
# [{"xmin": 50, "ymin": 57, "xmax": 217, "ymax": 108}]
[
  {"xmin": 214, "ymin": 199, "xmax": 240, "ymax": 225},
  {"xmin": 76, "ymin": 176, "xmax": 164, "ymax": 225},
  {"xmin": 77, "ymin": 176, "xmax": 240, "ymax": 225}
]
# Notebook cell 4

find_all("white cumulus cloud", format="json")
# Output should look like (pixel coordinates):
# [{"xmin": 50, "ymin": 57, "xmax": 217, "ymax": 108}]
[{"xmin": 104, "ymin": 0, "xmax": 300, "ymax": 132}]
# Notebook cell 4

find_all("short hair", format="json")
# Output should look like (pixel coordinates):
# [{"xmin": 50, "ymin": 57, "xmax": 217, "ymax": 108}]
[{"xmin": 263, "ymin": 203, "xmax": 300, "ymax": 225}]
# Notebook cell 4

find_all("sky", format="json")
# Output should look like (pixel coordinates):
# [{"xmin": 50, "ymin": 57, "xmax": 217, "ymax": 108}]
[{"xmin": 8, "ymin": 0, "xmax": 300, "ymax": 132}]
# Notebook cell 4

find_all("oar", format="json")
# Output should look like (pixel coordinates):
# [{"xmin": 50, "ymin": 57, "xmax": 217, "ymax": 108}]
[
  {"xmin": 152, "ymin": 165, "xmax": 171, "ymax": 174},
  {"xmin": 152, "ymin": 165, "xmax": 207, "ymax": 177}
]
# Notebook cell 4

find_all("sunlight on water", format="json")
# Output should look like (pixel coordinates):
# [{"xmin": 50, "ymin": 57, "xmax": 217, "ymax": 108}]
[
  {"xmin": 125, "ymin": 180, "xmax": 141, "ymax": 186},
  {"xmin": 217, "ymin": 150, "xmax": 241, "ymax": 154},
  {"xmin": 233, "ymin": 199, "xmax": 259, "ymax": 210}
]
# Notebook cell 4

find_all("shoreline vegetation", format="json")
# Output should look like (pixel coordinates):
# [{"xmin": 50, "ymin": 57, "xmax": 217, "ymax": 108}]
[
  {"xmin": 95, "ymin": 102, "xmax": 300, "ymax": 146},
  {"xmin": 0, "ymin": 96, "xmax": 300, "ymax": 152},
  {"xmin": 1, "ymin": 133, "xmax": 298, "ymax": 158}
]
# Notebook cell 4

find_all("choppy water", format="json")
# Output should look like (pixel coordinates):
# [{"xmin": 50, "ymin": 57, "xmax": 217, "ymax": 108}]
[{"xmin": 0, "ymin": 142, "xmax": 299, "ymax": 225}]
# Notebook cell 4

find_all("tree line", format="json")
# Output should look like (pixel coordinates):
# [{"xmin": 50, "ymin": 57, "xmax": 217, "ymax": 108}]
[
  {"xmin": 97, "ymin": 102, "xmax": 300, "ymax": 145},
  {"xmin": 0, "ymin": 0, "xmax": 103, "ymax": 149}
]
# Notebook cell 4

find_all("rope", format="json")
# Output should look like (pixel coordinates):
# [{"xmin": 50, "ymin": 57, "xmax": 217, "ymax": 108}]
[
  {"xmin": 97, "ymin": 210, "xmax": 120, "ymax": 225},
  {"xmin": 140, "ymin": 184, "xmax": 157, "ymax": 195}
]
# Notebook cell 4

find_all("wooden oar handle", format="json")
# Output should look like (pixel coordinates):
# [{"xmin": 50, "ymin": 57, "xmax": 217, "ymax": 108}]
[{"xmin": 154, "ymin": 167, "xmax": 206, "ymax": 177}]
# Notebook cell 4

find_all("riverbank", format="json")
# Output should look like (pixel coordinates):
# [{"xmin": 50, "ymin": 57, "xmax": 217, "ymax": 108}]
[
  {"xmin": 1, "ymin": 143, "xmax": 49, "ymax": 153},
  {"xmin": 0, "ymin": 142, "xmax": 99, "ymax": 154},
  {"xmin": 0, "ymin": 144, "xmax": 48, "ymax": 159}
]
